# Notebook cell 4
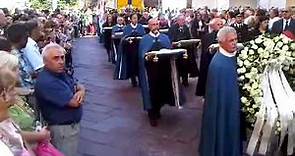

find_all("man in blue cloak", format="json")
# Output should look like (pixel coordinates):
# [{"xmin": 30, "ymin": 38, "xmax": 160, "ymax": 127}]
[
  {"xmin": 138, "ymin": 18, "xmax": 184, "ymax": 127},
  {"xmin": 111, "ymin": 16, "xmax": 125, "ymax": 64},
  {"xmin": 114, "ymin": 13, "xmax": 145, "ymax": 87},
  {"xmin": 199, "ymin": 26, "xmax": 242, "ymax": 156}
]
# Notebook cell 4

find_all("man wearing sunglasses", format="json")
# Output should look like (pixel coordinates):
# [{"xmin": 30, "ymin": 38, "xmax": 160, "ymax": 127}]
[{"xmin": 271, "ymin": 7, "xmax": 295, "ymax": 34}]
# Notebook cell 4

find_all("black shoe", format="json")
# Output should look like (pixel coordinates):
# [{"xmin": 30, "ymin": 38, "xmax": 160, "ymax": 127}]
[
  {"xmin": 156, "ymin": 111, "xmax": 161, "ymax": 119},
  {"xmin": 131, "ymin": 78, "xmax": 138, "ymax": 87},
  {"xmin": 149, "ymin": 119, "xmax": 158, "ymax": 127}
]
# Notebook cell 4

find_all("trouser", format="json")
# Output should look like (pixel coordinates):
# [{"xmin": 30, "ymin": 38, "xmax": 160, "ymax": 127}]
[{"xmin": 49, "ymin": 123, "xmax": 80, "ymax": 156}]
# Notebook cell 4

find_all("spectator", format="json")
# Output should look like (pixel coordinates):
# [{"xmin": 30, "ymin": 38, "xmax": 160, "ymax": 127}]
[
  {"xmin": 0, "ymin": 9, "xmax": 7, "ymax": 36},
  {"xmin": 6, "ymin": 23, "xmax": 35, "ymax": 90},
  {"xmin": 0, "ymin": 36, "xmax": 11, "ymax": 52},
  {"xmin": 35, "ymin": 43, "xmax": 85, "ymax": 156},
  {"xmin": 0, "ymin": 67, "xmax": 50, "ymax": 156},
  {"xmin": 23, "ymin": 20, "xmax": 44, "ymax": 73}
]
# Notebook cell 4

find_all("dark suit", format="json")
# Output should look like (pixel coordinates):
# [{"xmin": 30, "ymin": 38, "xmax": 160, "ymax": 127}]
[
  {"xmin": 271, "ymin": 19, "xmax": 295, "ymax": 34},
  {"xmin": 168, "ymin": 24, "xmax": 199, "ymax": 85},
  {"xmin": 196, "ymin": 31, "xmax": 218, "ymax": 96},
  {"xmin": 231, "ymin": 23, "xmax": 250, "ymax": 43},
  {"xmin": 191, "ymin": 19, "xmax": 208, "ymax": 39}
]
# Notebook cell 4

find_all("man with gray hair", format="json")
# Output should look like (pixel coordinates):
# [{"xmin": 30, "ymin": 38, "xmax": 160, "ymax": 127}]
[
  {"xmin": 35, "ymin": 43, "xmax": 85, "ymax": 156},
  {"xmin": 168, "ymin": 14, "xmax": 196, "ymax": 87},
  {"xmin": 196, "ymin": 17, "xmax": 224, "ymax": 97},
  {"xmin": 199, "ymin": 26, "xmax": 242, "ymax": 156}
]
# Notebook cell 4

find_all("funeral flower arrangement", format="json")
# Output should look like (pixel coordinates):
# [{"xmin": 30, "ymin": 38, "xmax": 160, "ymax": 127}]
[
  {"xmin": 237, "ymin": 34, "xmax": 295, "ymax": 155},
  {"xmin": 237, "ymin": 34, "xmax": 295, "ymax": 125}
]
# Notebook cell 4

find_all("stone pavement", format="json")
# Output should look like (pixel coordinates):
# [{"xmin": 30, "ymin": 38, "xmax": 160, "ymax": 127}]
[{"xmin": 72, "ymin": 37, "xmax": 203, "ymax": 156}]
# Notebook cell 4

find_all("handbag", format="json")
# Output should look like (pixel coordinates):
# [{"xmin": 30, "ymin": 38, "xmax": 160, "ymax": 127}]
[{"xmin": 34, "ymin": 141, "xmax": 64, "ymax": 156}]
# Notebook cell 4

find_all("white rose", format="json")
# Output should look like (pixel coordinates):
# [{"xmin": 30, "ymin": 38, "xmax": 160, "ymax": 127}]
[
  {"xmin": 240, "ymin": 67, "xmax": 246, "ymax": 73},
  {"xmin": 286, "ymin": 51, "xmax": 292, "ymax": 57},
  {"xmin": 283, "ymin": 66, "xmax": 290, "ymax": 71},
  {"xmin": 274, "ymin": 36, "xmax": 280, "ymax": 42},
  {"xmin": 291, "ymin": 43, "xmax": 295, "ymax": 50},
  {"xmin": 244, "ymin": 60, "xmax": 251, "ymax": 68},
  {"xmin": 276, "ymin": 42, "xmax": 284, "ymax": 48},
  {"xmin": 241, "ymin": 97, "xmax": 248, "ymax": 104},
  {"xmin": 255, "ymin": 38, "xmax": 263, "ymax": 44},
  {"xmin": 245, "ymin": 73, "xmax": 252, "ymax": 79},
  {"xmin": 262, "ymin": 52, "xmax": 269, "ymax": 58},
  {"xmin": 252, "ymin": 82, "xmax": 259, "ymax": 89},
  {"xmin": 282, "ymin": 45, "xmax": 289, "ymax": 51},
  {"xmin": 250, "ymin": 40, "xmax": 255, "ymax": 45},
  {"xmin": 251, "ymin": 68, "xmax": 258, "ymax": 74},
  {"xmin": 239, "ymin": 75, "xmax": 245, "ymax": 81},
  {"xmin": 249, "ymin": 49, "xmax": 255, "ymax": 55},
  {"xmin": 237, "ymin": 59, "xmax": 243, "ymax": 67},
  {"xmin": 257, "ymin": 48, "xmax": 264, "ymax": 53},
  {"xmin": 252, "ymin": 44, "xmax": 258, "ymax": 50},
  {"xmin": 282, "ymin": 37, "xmax": 289, "ymax": 44}
]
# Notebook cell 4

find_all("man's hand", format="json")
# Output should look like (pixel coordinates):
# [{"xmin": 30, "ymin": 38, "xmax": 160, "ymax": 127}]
[
  {"xmin": 39, "ymin": 127, "xmax": 51, "ymax": 141},
  {"xmin": 73, "ymin": 90, "xmax": 85, "ymax": 104}
]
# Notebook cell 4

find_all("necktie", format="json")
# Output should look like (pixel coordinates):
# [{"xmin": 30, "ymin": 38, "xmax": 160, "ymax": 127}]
[{"xmin": 284, "ymin": 20, "xmax": 289, "ymax": 31}]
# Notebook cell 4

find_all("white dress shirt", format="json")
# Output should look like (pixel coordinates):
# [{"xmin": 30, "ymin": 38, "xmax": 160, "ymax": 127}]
[
  {"xmin": 22, "ymin": 37, "xmax": 44, "ymax": 71},
  {"xmin": 268, "ymin": 17, "xmax": 281, "ymax": 30}
]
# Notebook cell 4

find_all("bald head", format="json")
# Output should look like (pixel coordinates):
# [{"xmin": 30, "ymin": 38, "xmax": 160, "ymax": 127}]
[
  {"xmin": 209, "ymin": 18, "xmax": 224, "ymax": 32},
  {"xmin": 148, "ymin": 18, "xmax": 159, "ymax": 34},
  {"xmin": 177, "ymin": 15, "xmax": 185, "ymax": 27},
  {"xmin": 117, "ymin": 17, "xmax": 124, "ymax": 25},
  {"xmin": 42, "ymin": 43, "xmax": 66, "ymax": 73}
]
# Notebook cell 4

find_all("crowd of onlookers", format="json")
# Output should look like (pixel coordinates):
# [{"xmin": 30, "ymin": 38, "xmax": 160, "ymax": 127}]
[
  {"xmin": 0, "ymin": 8, "xmax": 86, "ymax": 156},
  {"xmin": 0, "ymin": 4, "xmax": 295, "ymax": 156}
]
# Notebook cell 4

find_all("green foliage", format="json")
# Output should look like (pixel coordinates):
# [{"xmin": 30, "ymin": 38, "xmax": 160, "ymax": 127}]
[{"xmin": 29, "ymin": 0, "xmax": 79, "ymax": 10}]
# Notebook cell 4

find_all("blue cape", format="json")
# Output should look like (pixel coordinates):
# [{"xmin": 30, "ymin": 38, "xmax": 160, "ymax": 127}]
[
  {"xmin": 138, "ymin": 33, "xmax": 172, "ymax": 110},
  {"xmin": 199, "ymin": 52, "xmax": 241, "ymax": 156}
]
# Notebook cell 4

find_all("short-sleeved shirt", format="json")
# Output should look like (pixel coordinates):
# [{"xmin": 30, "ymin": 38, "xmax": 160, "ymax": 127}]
[
  {"xmin": 22, "ymin": 37, "xmax": 44, "ymax": 71},
  {"xmin": 12, "ymin": 49, "xmax": 35, "ymax": 89},
  {"xmin": 35, "ymin": 69, "xmax": 82, "ymax": 125}
]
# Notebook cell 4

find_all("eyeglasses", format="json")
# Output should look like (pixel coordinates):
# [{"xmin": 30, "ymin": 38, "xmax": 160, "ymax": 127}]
[{"xmin": 282, "ymin": 10, "xmax": 289, "ymax": 13}]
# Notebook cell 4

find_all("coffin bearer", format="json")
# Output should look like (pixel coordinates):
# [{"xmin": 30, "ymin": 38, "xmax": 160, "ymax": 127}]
[
  {"xmin": 111, "ymin": 17, "xmax": 125, "ymax": 64},
  {"xmin": 138, "ymin": 18, "xmax": 185, "ymax": 127},
  {"xmin": 168, "ymin": 15, "xmax": 199, "ymax": 87},
  {"xmin": 114, "ymin": 13, "xmax": 145, "ymax": 87}
]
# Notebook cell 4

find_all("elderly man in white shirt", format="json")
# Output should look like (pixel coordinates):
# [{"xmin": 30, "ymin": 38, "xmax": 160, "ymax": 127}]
[{"xmin": 22, "ymin": 20, "xmax": 44, "ymax": 73}]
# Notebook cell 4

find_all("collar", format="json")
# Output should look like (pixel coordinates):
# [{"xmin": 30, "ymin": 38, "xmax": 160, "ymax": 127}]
[
  {"xmin": 284, "ymin": 18, "xmax": 291, "ymax": 23},
  {"xmin": 149, "ymin": 31, "xmax": 160, "ymax": 38},
  {"xmin": 130, "ymin": 23, "xmax": 138, "ymax": 29},
  {"xmin": 219, "ymin": 47, "xmax": 236, "ymax": 57},
  {"xmin": 117, "ymin": 24, "xmax": 124, "ymax": 27}
]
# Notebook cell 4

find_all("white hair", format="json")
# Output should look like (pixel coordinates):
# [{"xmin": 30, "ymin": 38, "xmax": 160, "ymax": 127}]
[
  {"xmin": 217, "ymin": 26, "xmax": 237, "ymax": 42},
  {"xmin": 42, "ymin": 43, "xmax": 66, "ymax": 59},
  {"xmin": 0, "ymin": 9, "xmax": 4, "ymax": 16},
  {"xmin": 0, "ymin": 51, "xmax": 19, "ymax": 71}
]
